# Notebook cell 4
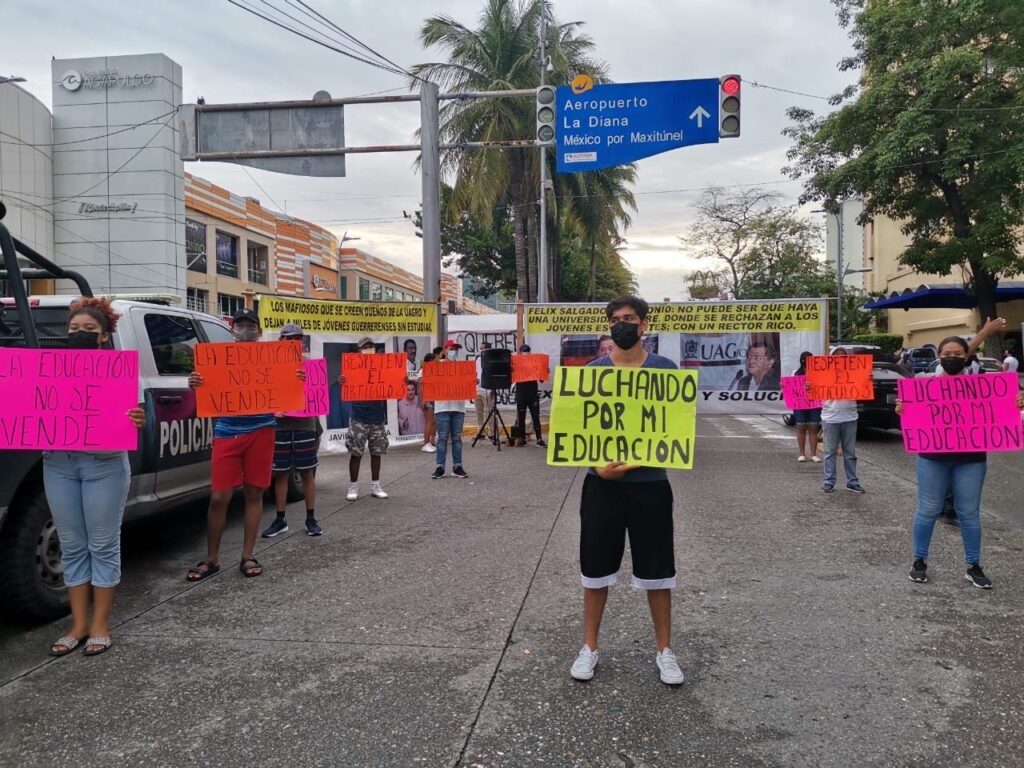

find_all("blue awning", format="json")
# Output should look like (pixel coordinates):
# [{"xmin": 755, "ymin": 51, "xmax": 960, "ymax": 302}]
[{"xmin": 863, "ymin": 283, "xmax": 1024, "ymax": 310}]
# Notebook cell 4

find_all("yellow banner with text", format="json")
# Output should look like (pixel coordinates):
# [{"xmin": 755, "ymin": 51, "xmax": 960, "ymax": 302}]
[{"xmin": 258, "ymin": 296, "xmax": 436, "ymax": 335}]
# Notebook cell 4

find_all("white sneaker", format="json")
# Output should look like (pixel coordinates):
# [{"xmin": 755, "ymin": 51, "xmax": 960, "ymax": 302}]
[
  {"xmin": 346, "ymin": 483, "xmax": 359, "ymax": 501},
  {"xmin": 656, "ymin": 648, "xmax": 684, "ymax": 685},
  {"xmin": 797, "ymin": 455, "xmax": 807, "ymax": 462},
  {"xmin": 570, "ymin": 645, "xmax": 599, "ymax": 681},
  {"xmin": 371, "ymin": 482, "xmax": 389, "ymax": 499},
  {"xmin": 811, "ymin": 455, "xmax": 821, "ymax": 463},
  {"xmin": 421, "ymin": 443, "xmax": 436, "ymax": 453}
]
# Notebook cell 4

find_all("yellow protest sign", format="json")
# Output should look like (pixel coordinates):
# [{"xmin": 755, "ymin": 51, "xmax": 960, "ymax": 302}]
[
  {"xmin": 257, "ymin": 296, "xmax": 437, "ymax": 335},
  {"xmin": 526, "ymin": 301, "xmax": 822, "ymax": 334},
  {"xmin": 546, "ymin": 365, "xmax": 699, "ymax": 469}
]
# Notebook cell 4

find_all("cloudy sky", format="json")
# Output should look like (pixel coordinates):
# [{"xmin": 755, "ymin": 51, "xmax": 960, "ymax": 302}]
[{"xmin": 6, "ymin": 0, "xmax": 857, "ymax": 301}]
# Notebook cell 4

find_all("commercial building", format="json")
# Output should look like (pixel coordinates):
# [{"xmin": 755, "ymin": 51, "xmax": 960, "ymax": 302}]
[
  {"xmin": 862, "ymin": 214, "xmax": 1024, "ymax": 349},
  {"xmin": 184, "ymin": 173, "xmax": 340, "ymax": 316},
  {"xmin": 0, "ymin": 53, "xmax": 496, "ymax": 317}
]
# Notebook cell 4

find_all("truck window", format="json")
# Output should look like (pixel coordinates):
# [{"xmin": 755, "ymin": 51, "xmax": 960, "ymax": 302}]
[
  {"xmin": 199, "ymin": 319, "xmax": 234, "ymax": 344},
  {"xmin": 144, "ymin": 313, "xmax": 199, "ymax": 375}
]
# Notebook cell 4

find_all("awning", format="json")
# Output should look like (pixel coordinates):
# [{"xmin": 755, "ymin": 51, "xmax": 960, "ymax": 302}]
[{"xmin": 863, "ymin": 282, "xmax": 1024, "ymax": 310}]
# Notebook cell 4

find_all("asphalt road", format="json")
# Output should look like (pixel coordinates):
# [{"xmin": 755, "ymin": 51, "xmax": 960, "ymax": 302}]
[{"xmin": 1, "ymin": 415, "xmax": 1023, "ymax": 767}]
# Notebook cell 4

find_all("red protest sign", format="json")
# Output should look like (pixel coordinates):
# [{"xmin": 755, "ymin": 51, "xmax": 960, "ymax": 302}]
[
  {"xmin": 194, "ymin": 341, "xmax": 304, "ymax": 417},
  {"xmin": 421, "ymin": 360, "xmax": 477, "ymax": 401},
  {"xmin": 806, "ymin": 355, "xmax": 874, "ymax": 401},
  {"xmin": 341, "ymin": 352, "xmax": 406, "ymax": 400},
  {"xmin": 512, "ymin": 353, "xmax": 550, "ymax": 383},
  {"xmin": 0, "ymin": 349, "xmax": 140, "ymax": 451}
]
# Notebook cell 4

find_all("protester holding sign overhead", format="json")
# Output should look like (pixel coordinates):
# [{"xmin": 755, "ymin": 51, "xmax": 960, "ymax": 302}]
[
  {"xmin": 45, "ymin": 298, "xmax": 144, "ymax": 658},
  {"xmin": 896, "ymin": 319, "xmax": 1020, "ymax": 589},
  {"xmin": 338, "ymin": 338, "xmax": 391, "ymax": 501},
  {"xmin": 186, "ymin": 308, "xmax": 306, "ymax": 582},
  {"xmin": 568, "ymin": 295, "xmax": 685, "ymax": 687}
]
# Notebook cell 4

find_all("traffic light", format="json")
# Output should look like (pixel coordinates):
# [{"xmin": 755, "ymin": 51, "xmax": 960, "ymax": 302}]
[
  {"xmin": 536, "ymin": 85, "xmax": 556, "ymax": 145},
  {"xmin": 719, "ymin": 75, "xmax": 741, "ymax": 138}
]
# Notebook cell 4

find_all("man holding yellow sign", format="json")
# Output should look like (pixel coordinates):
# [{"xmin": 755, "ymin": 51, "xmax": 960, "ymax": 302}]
[{"xmin": 548, "ymin": 296, "xmax": 695, "ymax": 686}]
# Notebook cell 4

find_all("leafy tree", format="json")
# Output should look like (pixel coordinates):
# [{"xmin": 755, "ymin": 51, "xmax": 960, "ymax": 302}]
[
  {"xmin": 784, "ymin": 0, "xmax": 1024, "ymax": 334},
  {"xmin": 558, "ymin": 219, "xmax": 636, "ymax": 301},
  {"xmin": 735, "ymin": 210, "xmax": 829, "ymax": 299},
  {"xmin": 681, "ymin": 186, "xmax": 784, "ymax": 298},
  {"xmin": 410, "ymin": 0, "xmax": 613, "ymax": 302}
]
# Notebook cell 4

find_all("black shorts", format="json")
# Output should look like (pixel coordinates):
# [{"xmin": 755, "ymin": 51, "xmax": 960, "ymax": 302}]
[{"xmin": 579, "ymin": 473, "xmax": 676, "ymax": 590}]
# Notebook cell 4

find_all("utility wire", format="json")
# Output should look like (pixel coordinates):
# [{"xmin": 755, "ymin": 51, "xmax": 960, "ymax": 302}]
[
  {"xmin": 224, "ymin": 0, "xmax": 408, "ymax": 77},
  {"xmin": 748, "ymin": 80, "xmax": 1024, "ymax": 112}
]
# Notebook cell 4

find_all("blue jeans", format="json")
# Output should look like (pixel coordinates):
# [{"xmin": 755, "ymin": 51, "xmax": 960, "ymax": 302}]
[
  {"xmin": 43, "ymin": 451, "xmax": 131, "ymax": 588},
  {"xmin": 822, "ymin": 420, "xmax": 858, "ymax": 487},
  {"xmin": 434, "ymin": 411, "xmax": 465, "ymax": 468},
  {"xmin": 913, "ymin": 457, "xmax": 986, "ymax": 565}
]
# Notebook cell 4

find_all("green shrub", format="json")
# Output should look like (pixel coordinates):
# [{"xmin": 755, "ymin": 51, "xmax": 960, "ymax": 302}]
[{"xmin": 852, "ymin": 333, "xmax": 903, "ymax": 353}]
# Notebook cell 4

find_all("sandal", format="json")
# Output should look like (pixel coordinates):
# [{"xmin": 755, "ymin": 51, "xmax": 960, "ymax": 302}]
[
  {"xmin": 239, "ymin": 557, "xmax": 263, "ymax": 578},
  {"xmin": 186, "ymin": 560, "xmax": 220, "ymax": 582},
  {"xmin": 50, "ymin": 634, "xmax": 86, "ymax": 657},
  {"xmin": 83, "ymin": 636, "xmax": 112, "ymax": 656}
]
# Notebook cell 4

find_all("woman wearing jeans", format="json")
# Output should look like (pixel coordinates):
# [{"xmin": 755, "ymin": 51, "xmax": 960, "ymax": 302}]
[
  {"xmin": 793, "ymin": 351, "xmax": 821, "ymax": 463},
  {"xmin": 430, "ymin": 340, "xmax": 469, "ymax": 479},
  {"xmin": 897, "ymin": 321, "xmax": 1021, "ymax": 589},
  {"xmin": 47, "ymin": 298, "xmax": 144, "ymax": 657}
]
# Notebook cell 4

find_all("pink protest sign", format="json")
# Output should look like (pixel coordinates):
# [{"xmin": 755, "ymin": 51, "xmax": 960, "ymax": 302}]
[
  {"xmin": 781, "ymin": 376, "xmax": 822, "ymax": 410},
  {"xmin": 0, "ymin": 349, "xmax": 140, "ymax": 451},
  {"xmin": 897, "ymin": 372, "xmax": 1023, "ymax": 453},
  {"xmin": 285, "ymin": 358, "xmax": 329, "ymax": 418}
]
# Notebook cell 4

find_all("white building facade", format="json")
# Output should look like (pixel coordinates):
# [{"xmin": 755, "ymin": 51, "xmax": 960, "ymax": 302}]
[{"xmin": 50, "ymin": 54, "xmax": 184, "ymax": 298}]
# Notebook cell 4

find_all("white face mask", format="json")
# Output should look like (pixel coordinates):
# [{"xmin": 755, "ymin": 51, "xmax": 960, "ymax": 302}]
[{"xmin": 446, "ymin": 349, "xmax": 459, "ymax": 360}]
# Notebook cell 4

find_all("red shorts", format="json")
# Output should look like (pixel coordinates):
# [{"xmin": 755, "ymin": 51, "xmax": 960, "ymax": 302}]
[{"xmin": 211, "ymin": 427, "xmax": 275, "ymax": 492}]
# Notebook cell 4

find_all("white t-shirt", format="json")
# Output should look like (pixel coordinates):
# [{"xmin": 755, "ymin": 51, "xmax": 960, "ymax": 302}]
[
  {"xmin": 434, "ymin": 399, "xmax": 466, "ymax": 414},
  {"xmin": 821, "ymin": 399, "xmax": 858, "ymax": 424},
  {"xmin": 1004, "ymin": 355, "xmax": 1019, "ymax": 372}
]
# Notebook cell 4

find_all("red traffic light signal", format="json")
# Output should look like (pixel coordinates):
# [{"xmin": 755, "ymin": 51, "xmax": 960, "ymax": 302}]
[{"xmin": 720, "ymin": 75, "xmax": 741, "ymax": 138}]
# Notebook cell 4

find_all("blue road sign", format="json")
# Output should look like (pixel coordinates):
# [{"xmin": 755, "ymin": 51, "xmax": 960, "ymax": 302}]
[{"xmin": 555, "ymin": 78, "xmax": 720, "ymax": 173}]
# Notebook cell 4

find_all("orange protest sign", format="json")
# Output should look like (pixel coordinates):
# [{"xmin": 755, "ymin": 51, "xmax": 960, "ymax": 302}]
[
  {"xmin": 806, "ymin": 354, "xmax": 874, "ymax": 401},
  {"xmin": 421, "ymin": 360, "xmax": 477, "ymax": 401},
  {"xmin": 512, "ymin": 353, "xmax": 550, "ymax": 384},
  {"xmin": 194, "ymin": 341, "xmax": 305, "ymax": 417},
  {"xmin": 341, "ymin": 352, "xmax": 407, "ymax": 400}
]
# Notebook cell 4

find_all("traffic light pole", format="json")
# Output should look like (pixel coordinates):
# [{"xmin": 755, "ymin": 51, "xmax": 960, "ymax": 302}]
[{"xmin": 538, "ymin": 3, "xmax": 550, "ymax": 303}]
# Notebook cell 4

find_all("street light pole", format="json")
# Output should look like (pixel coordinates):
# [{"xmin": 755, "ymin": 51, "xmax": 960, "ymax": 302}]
[{"xmin": 836, "ymin": 207, "xmax": 844, "ymax": 342}]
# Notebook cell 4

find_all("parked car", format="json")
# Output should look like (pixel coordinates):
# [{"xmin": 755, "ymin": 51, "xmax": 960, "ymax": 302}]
[
  {"xmin": 905, "ymin": 346, "xmax": 937, "ymax": 372},
  {"xmin": 783, "ymin": 345, "xmax": 908, "ymax": 430},
  {"xmin": 0, "ymin": 217, "xmax": 303, "ymax": 621}
]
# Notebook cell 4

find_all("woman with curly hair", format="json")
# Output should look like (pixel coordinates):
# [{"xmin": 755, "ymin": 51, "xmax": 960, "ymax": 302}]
[{"xmin": 47, "ymin": 298, "xmax": 144, "ymax": 658}]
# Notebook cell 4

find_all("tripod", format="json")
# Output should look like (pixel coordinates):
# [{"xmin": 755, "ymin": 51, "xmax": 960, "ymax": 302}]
[{"xmin": 472, "ymin": 389, "xmax": 512, "ymax": 451}]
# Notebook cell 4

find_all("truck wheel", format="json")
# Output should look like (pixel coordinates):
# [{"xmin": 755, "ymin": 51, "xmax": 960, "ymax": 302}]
[{"xmin": 0, "ymin": 488, "xmax": 69, "ymax": 623}]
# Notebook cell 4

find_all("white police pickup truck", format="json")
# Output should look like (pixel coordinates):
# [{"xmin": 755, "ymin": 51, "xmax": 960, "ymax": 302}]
[{"xmin": 0, "ymin": 294, "xmax": 239, "ymax": 620}]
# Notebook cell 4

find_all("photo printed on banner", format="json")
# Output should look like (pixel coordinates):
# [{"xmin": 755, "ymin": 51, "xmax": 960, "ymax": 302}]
[{"xmin": 680, "ymin": 332, "xmax": 781, "ymax": 391}]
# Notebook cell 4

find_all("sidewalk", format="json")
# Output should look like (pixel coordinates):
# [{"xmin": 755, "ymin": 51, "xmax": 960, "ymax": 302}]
[{"xmin": 1, "ymin": 420, "xmax": 1023, "ymax": 767}]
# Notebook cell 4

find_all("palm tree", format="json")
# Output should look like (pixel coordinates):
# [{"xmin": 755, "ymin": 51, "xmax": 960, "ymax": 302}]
[{"xmin": 410, "ymin": 0, "xmax": 612, "ymax": 302}]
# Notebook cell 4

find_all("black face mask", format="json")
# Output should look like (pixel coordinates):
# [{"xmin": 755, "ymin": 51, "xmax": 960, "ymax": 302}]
[
  {"xmin": 67, "ymin": 330, "xmax": 101, "ymax": 349},
  {"xmin": 610, "ymin": 321, "xmax": 641, "ymax": 350},
  {"xmin": 940, "ymin": 356, "xmax": 967, "ymax": 375}
]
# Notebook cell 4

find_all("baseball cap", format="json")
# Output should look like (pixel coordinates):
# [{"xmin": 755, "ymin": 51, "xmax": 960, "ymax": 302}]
[
  {"xmin": 357, "ymin": 337, "xmax": 375, "ymax": 349},
  {"xmin": 279, "ymin": 323, "xmax": 303, "ymax": 338},
  {"xmin": 519, "ymin": 344, "xmax": 531, "ymax": 353},
  {"xmin": 232, "ymin": 308, "xmax": 260, "ymax": 326},
  {"xmin": 443, "ymin": 339, "xmax": 462, "ymax": 349}
]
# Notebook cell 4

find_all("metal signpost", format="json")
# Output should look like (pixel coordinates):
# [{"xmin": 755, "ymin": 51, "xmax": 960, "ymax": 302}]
[{"xmin": 555, "ymin": 78, "xmax": 723, "ymax": 173}]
